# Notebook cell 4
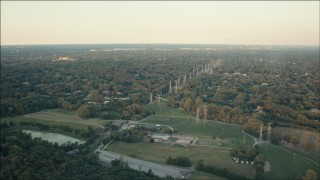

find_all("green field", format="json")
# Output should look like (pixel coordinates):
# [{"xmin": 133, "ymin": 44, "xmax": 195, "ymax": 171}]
[
  {"xmin": 146, "ymin": 103, "xmax": 189, "ymax": 117},
  {"xmin": 141, "ymin": 116, "xmax": 254, "ymax": 148},
  {"xmin": 190, "ymin": 170, "xmax": 227, "ymax": 180},
  {"xmin": 108, "ymin": 141, "xmax": 256, "ymax": 179},
  {"xmin": 274, "ymin": 126, "xmax": 320, "ymax": 162},
  {"xmin": 257, "ymin": 143, "xmax": 319, "ymax": 180},
  {"xmin": 275, "ymin": 126, "xmax": 319, "ymax": 150},
  {"xmin": 42, "ymin": 108, "xmax": 77, "ymax": 116},
  {"xmin": 1, "ymin": 115, "xmax": 90, "ymax": 130}
]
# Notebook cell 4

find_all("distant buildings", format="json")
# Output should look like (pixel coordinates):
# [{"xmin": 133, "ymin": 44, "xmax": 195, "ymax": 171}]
[
  {"xmin": 310, "ymin": 108, "xmax": 320, "ymax": 113},
  {"xmin": 52, "ymin": 56, "xmax": 77, "ymax": 62}
]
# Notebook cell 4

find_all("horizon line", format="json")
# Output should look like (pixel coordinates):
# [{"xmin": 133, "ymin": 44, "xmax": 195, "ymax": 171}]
[{"xmin": 1, "ymin": 43, "xmax": 319, "ymax": 47}]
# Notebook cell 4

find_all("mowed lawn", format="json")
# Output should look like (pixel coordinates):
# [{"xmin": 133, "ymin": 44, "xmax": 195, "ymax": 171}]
[
  {"xmin": 257, "ymin": 143, "xmax": 319, "ymax": 180},
  {"xmin": 108, "ymin": 141, "xmax": 256, "ymax": 179},
  {"xmin": 146, "ymin": 103, "xmax": 189, "ymax": 117},
  {"xmin": 1, "ymin": 115, "xmax": 90, "ymax": 130},
  {"xmin": 24, "ymin": 111, "xmax": 106, "ymax": 129},
  {"xmin": 141, "ymin": 116, "xmax": 254, "ymax": 148}
]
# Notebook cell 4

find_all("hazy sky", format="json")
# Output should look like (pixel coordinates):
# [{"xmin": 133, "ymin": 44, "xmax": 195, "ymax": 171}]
[{"xmin": 1, "ymin": 1, "xmax": 319, "ymax": 45}]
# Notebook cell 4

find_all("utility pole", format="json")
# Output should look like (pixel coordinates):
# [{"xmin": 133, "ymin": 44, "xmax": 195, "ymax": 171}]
[
  {"xmin": 157, "ymin": 94, "xmax": 160, "ymax": 106},
  {"xmin": 175, "ymin": 80, "xmax": 178, "ymax": 94},
  {"xmin": 203, "ymin": 106, "xmax": 207, "ymax": 127},
  {"xmin": 149, "ymin": 93, "xmax": 153, "ymax": 105},
  {"xmin": 196, "ymin": 108, "xmax": 200, "ymax": 123},
  {"xmin": 259, "ymin": 124, "xmax": 263, "ymax": 143},
  {"xmin": 267, "ymin": 123, "xmax": 271, "ymax": 143}
]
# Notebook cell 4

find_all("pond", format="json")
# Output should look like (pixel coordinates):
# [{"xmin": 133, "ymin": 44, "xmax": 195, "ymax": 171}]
[{"xmin": 23, "ymin": 130, "xmax": 85, "ymax": 145}]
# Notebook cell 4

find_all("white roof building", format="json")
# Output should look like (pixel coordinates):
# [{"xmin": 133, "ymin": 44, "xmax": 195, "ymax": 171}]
[{"xmin": 151, "ymin": 133, "xmax": 170, "ymax": 141}]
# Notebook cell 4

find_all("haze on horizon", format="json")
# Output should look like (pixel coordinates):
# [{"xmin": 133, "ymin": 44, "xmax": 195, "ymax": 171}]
[{"xmin": 1, "ymin": 1, "xmax": 319, "ymax": 46}]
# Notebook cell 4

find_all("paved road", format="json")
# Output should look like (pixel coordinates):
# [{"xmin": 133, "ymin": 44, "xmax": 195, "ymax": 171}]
[
  {"xmin": 242, "ymin": 130, "xmax": 264, "ymax": 148},
  {"xmin": 96, "ymin": 147, "xmax": 192, "ymax": 179},
  {"xmin": 192, "ymin": 137, "xmax": 198, "ymax": 145}
]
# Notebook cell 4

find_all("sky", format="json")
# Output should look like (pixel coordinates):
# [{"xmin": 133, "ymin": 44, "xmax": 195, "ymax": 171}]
[{"xmin": 1, "ymin": 1, "xmax": 319, "ymax": 45}]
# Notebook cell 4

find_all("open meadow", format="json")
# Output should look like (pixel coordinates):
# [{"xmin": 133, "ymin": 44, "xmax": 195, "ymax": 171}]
[
  {"xmin": 257, "ymin": 143, "xmax": 319, "ymax": 180},
  {"xmin": 141, "ymin": 115, "xmax": 254, "ymax": 148},
  {"xmin": 1, "ymin": 115, "xmax": 90, "ymax": 130},
  {"xmin": 274, "ymin": 126, "xmax": 320, "ymax": 163}
]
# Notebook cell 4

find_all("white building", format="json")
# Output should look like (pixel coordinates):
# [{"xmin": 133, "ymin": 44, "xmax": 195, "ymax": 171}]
[{"xmin": 151, "ymin": 133, "xmax": 170, "ymax": 142}]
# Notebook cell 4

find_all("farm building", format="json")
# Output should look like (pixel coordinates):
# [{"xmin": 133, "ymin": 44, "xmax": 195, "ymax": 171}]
[
  {"xmin": 151, "ymin": 133, "xmax": 170, "ymax": 142},
  {"xmin": 112, "ymin": 120, "xmax": 127, "ymax": 128}
]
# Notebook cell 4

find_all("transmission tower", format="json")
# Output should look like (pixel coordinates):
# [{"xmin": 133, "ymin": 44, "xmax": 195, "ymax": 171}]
[
  {"xmin": 203, "ymin": 106, "xmax": 207, "ymax": 127},
  {"xmin": 169, "ymin": 80, "xmax": 172, "ymax": 93},
  {"xmin": 267, "ymin": 123, "xmax": 271, "ymax": 143},
  {"xmin": 178, "ymin": 76, "xmax": 180, "ymax": 85},
  {"xmin": 175, "ymin": 80, "xmax": 178, "ymax": 94},
  {"xmin": 183, "ymin": 74, "xmax": 187, "ymax": 85},
  {"xmin": 196, "ymin": 108, "xmax": 200, "ymax": 123},
  {"xmin": 259, "ymin": 124, "xmax": 263, "ymax": 142},
  {"xmin": 149, "ymin": 93, "xmax": 153, "ymax": 105},
  {"xmin": 157, "ymin": 94, "xmax": 161, "ymax": 106},
  {"xmin": 193, "ymin": 69, "xmax": 195, "ymax": 76}
]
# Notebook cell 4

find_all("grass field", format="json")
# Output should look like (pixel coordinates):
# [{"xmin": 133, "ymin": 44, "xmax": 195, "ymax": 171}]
[
  {"xmin": 190, "ymin": 170, "xmax": 227, "ymax": 180},
  {"xmin": 146, "ymin": 103, "xmax": 189, "ymax": 117},
  {"xmin": 108, "ymin": 141, "xmax": 256, "ymax": 179},
  {"xmin": 275, "ymin": 126, "xmax": 320, "ymax": 150},
  {"xmin": 42, "ymin": 108, "xmax": 77, "ymax": 116},
  {"xmin": 141, "ymin": 116, "xmax": 254, "ymax": 148},
  {"xmin": 145, "ymin": 103, "xmax": 255, "ymax": 148},
  {"xmin": 274, "ymin": 126, "xmax": 320, "ymax": 163},
  {"xmin": 1, "ymin": 115, "xmax": 90, "ymax": 130},
  {"xmin": 257, "ymin": 143, "xmax": 319, "ymax": 180}
]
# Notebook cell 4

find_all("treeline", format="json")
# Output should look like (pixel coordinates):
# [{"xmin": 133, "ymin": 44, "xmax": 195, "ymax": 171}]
[
  {"xmin": 75, "ymin": 102, "xmax": 151, "ymax": 120},
  {"xmin": 180, "ymin": 96, "xmax": 249, "ymax": 125},
  {"xmin": 1, "ymin": 121, "xmax": 97, "ymax": 146},
  {"xmin": 111, "ymin": 128, "xmax": 146, "ymax": 143},
  {"xmin": 244, "ymin": 117, "xmax": 317, "ymax": 151},
  {"xmin": 1, "ymin": 47, "xmax": 207, "ymax": 119},
  {"xmin": 166, "ymin": 156, "xmax": 192, "ymax": 167},
  {"xmin": 0, "ymin": 130, "xmax": 167, "ymax": 180},
  {"xmin": 1, "ymin": 95, "xmax": 58, "ymax": 117}
]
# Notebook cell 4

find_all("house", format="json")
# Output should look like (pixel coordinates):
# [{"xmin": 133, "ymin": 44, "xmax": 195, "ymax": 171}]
[
  {"xmin": 261, "ymin": 83, "xmax": 268, "ymax": 86},
  {"xmin": 310, "ymin": 108, "xmax": 320, "ymax": 113},
  {"xmin": 255, "ymin": 106, "xmax": 264, "ymax": 113},
  {"xmin": 112, "ymin": 120, "xmax": 127, "ymax": 128}
]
